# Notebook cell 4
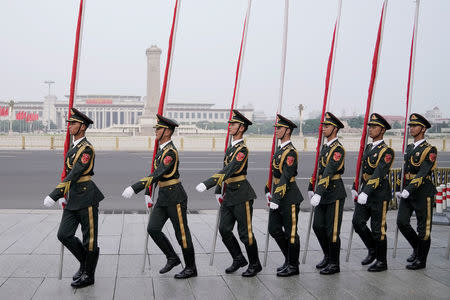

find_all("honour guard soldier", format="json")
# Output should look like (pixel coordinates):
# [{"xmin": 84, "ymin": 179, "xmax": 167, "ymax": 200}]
[
  {"xmin": 396, "ymin": 113, "xmax": 437, "ymax": 270},
  {"xmin": 196, "ymin": 110, "xmax": 262, "ymax": 277},
  {"xmin": 43, "ymin": 108, "xmax": 104, "ymax": 288},
  {"xmin": 308, "ymin": 112, "xmax": 346, "ymax": 275},
  {"xmin": 351, "ymin": 113, "xmax": 394, "ymax": 272},
  {"xmin": 122, "ymin": 114, "xmax": 197, "ymax": 279},
  {"xmin": 266, "ymin": 115, "xmax": 303, "ymax": 277}
]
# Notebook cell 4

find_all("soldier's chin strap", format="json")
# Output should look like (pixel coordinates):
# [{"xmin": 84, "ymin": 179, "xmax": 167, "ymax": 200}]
[
  {"xmin": 74, "ymin": 122, "xmax": 83, "ymax": 137},
  {"xmin": 280, "ymin": 127, "xmax": 290, "ymax": 141}
]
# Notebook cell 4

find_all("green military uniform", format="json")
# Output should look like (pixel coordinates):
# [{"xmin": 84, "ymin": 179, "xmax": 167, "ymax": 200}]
[
  {"xmin": 266, "ymin": 114, "xmax": 303, "ymax": 276},
  {"xmin": 48, "ymin": 108, "xmax": 104, "ymax": 287},
  {"xmin": 397, "ymin": 113, "xmax": 437, "ymax": 269},
  {"xmin": 202, "ymin": 110, "xmax": 261, "ymax": 277},
  {"xmin": 352, "ymin": 113, "xmax": 394, "ymax": 271},
  {"xmin": 131, "ymin": 115, "xmax": 196, "ymax": 277},
  {"xmin": 309, "ymin": 112, "xmax": 346, "ymax": 274}
]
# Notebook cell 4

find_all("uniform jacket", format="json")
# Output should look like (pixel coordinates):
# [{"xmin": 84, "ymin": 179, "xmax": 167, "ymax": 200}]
[
  {"xmin": 401, "ymin": 141, "xmax": 437, "ymax": 198},
  {"xmin": 308, "ymin": 139, "xmax": 346, "ymax": 204},
  {"xmin": 131, "ymin": 141, "xmax": 187, "ymax": 207},
  {"xmin": 49, "ymin": 137, "xmax": 104, "ymax": 210},
  {"xmin": 355, "ymin": 141, "xmax": 394, "ymax": 203},
  {"xmin": 203, "ymin": 140, "xmax": 256, "ymax": 206},
  {"xmin": 265, "ymin": 142, "xmax": 303, "ymax": 206}
]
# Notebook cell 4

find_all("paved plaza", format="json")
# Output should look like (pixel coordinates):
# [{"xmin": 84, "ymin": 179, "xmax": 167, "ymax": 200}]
[{"xmin": 0, "ymin": 209, "xmax": 449, "ymax": 299}]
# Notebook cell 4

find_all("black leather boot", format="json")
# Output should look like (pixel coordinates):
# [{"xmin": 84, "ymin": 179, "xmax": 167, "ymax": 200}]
[
  {"xmin": 242, "ymin": 243, "xmax": 262, "ymax": 277},
  {"xmin": 72, "ymin": 250, "xmax": 86, "ymax": 281},
  {"xmin": 368, "ymin": 240, "xmax": 387, "ymax": 272},
  {"xmin": 319, "ymin": 264, "xmax": 340, "ymax": 275},
  {"xmin": 315, "ymin": 255, "xmax": 329, "ymax": 269},
  {"xmin": 406, "ymin": 248, "xmax": 418, "ymax": 263},
  {"xmin": 223, "ymin": 236, "xmax": 247, "ymax": 273},
  {"xmin": 175, "ymin": 248, "xmax": 197, "ymax": 279},
  {"xmin": 407, "ymin": 239, "xmax": 430, "ymax": 270},
  {"xmin": 154, "ymin": 234, "xmax": 181, "ymax": 274},
  {"xmin": 277, "ymin": 240, "xmax": 299, "ymax": 277},
  {"xmin": 274, "ymin": 237, "xmax": 289, "ymax": 272},
  {"xmin": 71, "ymin": 247, "xmax": 99, "ymax": 288},
  {"xmin": 361, "ymin": 248, "xmax": 376, "ymax": 265}
]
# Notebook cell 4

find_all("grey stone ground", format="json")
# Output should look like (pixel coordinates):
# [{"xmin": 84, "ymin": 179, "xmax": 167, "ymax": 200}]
[{"xmin": 0, "ymin": 209, "xmax": 449, "ymax": 300}]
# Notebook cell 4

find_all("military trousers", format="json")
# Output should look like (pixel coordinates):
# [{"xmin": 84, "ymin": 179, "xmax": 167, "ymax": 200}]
[
  {"xmin": 219, "ymin": 200, "xmax": 256, "ymax": 247},
  {"xmin": 352, "ymin": 200, "xmax": 388, "ymax": 246},
  {"xmin": 313, "ymin": 199, "xmax": 344, "ymax": 265},
  {"xmin": 397, "ymin": 195, "xmax": 433, "ymax": 252},
  {"xmin": 147, "ymin": 202, "xmax": 194, "ymax": 255},
  {"xmin": 268, "ymin": 203, "xmax": 300, "ymax": 265},
  {"xmin": 57, "ymin": 205, "xmax": 99, "ymax": 263}
]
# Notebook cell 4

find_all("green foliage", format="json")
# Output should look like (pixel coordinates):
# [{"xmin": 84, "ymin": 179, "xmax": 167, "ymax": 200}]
[{"xmin": 347, "ymin": 116, "xmax": 364, "ymax": 129}]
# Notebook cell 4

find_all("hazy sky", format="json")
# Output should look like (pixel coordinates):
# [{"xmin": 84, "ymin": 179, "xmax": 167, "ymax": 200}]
[{"xmin": 1, "ymin": 0, "xmax": 449, "ymax": 119}]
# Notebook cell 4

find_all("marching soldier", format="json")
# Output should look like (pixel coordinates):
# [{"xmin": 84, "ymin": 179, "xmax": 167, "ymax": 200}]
[
  {"xmin": 266, "ymin": 114, "xmax": 303, "ymax": 277},
  {"xmin": 122, "ymin": 114, "xmax": 197, "ymax": 279},
  {"xmin": 196, "ymin": 110, "xmax": 262, "ymax": 277},
  {"xmin": 308, "ymin": 112, "xmax": 346, "ymax": 275},
  {"xmin": 396, "ymin": 113, "xmax": 437, "ymax": 270},
  {"xmin": 351, "ymin": 113, "xmax": 394, "ymax": 272},
  {"xmin": 43, "ymin": 108, "xmax": 104, "ymax": 288}
]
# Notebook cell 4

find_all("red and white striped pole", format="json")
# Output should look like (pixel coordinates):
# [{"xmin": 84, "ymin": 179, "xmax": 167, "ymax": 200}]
[
  {"xmin": 436, "ymin": 186, "xmax": 443, "ymax": 213},
  {"xmin": 441, "ymin": 184, "xmax": 447, "ymax": 210},
  {"xmin": 302, "ymin": 0, "xmax": 343, "ymax": 264}
]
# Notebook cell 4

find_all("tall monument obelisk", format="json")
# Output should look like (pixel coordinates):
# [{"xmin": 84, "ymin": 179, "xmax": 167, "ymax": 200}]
[{"xmin": 139, "ymin": 45, "xmax": 161, "ymax": 134}]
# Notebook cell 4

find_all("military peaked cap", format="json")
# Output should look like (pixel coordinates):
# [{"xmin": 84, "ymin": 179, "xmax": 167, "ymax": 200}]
[
  {"xmin": 228, "ymin": 109, "xmax": 253, "ymax": 126},
  {"xmin": 275, "ymin": 114, "xmax": 297, "ymax": 129},
  {"xmin": 408, "ymin": 113, "xmax": 431, "ymax": 129},
  {"xmin": 154, "ymin": 114, "xmax": 179, "ymax": 130},
  {"xmin": 368, "ymin": 113, "xmax": 391, "ymax": 130},
  {"xmin": 66, "ymin": 108, "xmax": 94, "ymax": 125},
  {"xmin": 322, "ymin": 112, "xmax": 344, "ymax": 129}
]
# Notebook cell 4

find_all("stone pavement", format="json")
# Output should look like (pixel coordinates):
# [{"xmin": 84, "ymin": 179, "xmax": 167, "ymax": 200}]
[{"xmin": 0, "ymin": 209, "xmax": 449, "ymax": 300}]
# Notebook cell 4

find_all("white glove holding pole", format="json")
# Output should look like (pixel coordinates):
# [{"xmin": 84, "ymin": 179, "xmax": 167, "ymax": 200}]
[
  {"xmin": 43, "ymin": 196, "xmax": 55, "ymax": 208},
  {"xmin": 351, "ymin": 189, "xmax": 358, "ymax": 200},
  {"xmin": 395, "ymin": 191, "xmax": 402, "ymax": 201},
  {"xmin": 122, "ymin": 186, "xmax": 135, "ymax": 199},
  {"xmin": 310, "ymin": 194, "xmax": 321, "ymax": 207},
  {"xmin": 357, "ymin": 192, "xmax": 368, "ymax": 205},
  {"xmin": 58, "ymin": 198, "xmax": 67, "ymax": 209},
  {"xmin": 215, "ymin": 194, "xmax": 223, "ymax": 206},
  {"xmin": 269, "ymin": 201, "xmax": 279, "ymax": 210},
  {"xmin": 308, "ymin": 191, "xmax": 314, "ymax": 200},
  {"xmin": 265, "ymin": 192, "xmax": 272, "ymax": 207},
  {"xmin": 196, "ymin": 183, "xmax": 207, "ymax": 193},
  {"xmin": 401, "ymin": 189, "xmax": 409, "ymax": 199},
  {"xmin": 145, "ymin": 195, "xmax": 153, "ymax": 209}
]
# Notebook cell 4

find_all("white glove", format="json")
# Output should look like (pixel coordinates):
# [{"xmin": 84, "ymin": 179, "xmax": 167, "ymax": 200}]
[
  {"xmin": 122, "ymin": 186, "xmax": 135, "ymax": 199},
  {"xmin": 265, "ymin": 192, "xmax": 272, "ymax": 206},
  {"xmin": 357, "ymin": 192, "xmax": 368, "ymax": 205},
  {"xmin": 395, "ymin": 192, "xmax": 402, "ymax": 201},
  {"xmin": 401, "ymin": 189, "xmax": 410, "ymax": 199},
  {"xmin": 58, "ymin": 198, "xmax": 67, "ymax": 209},
  {"xmin": 215, "ymin": 194, "xmax": 223, "ymax": 206},
  {"xmin": 145, "ymin": 195, "xmax": 153, "ymax": 208},
  {"xmin": 310, "ymin": 194, "xmax": 321, "ymax": 207},
  {"xmin": 43, "ymin": 196, "xmax": 55, "ymax": 208},
  {"xmin": 308, "ymin": 191, "xmax": 314, "ymax": 200},
  {"xmin": 269, "ymin": 201, "xmax": 279, "ymax": 210},
  {"xmin": 196, "ymin": 183, "xmax": 207, "ymax": 193},
  {"xmin": 351, "ymin": 189, "xmax": 358, "ymax": 200}
]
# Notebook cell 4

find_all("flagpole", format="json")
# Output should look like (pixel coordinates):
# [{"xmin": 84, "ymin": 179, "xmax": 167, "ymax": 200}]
[
  {"xmin": 393, "ymin": 0, "xmax": 420, "ymax": 258},
  {"xmin": 143, "ymin": 0, "xmax": 181, "ymax": 272},
  {"xmin": 263, "ymin": 0, "xmax": 289, "ymax": 267},
  {"xmin": 210, "ymin": 0, "xmax": 252, "ymax": 266},
  {"xmin": 58, "ymin": 0, "xmax": 87, "ymax": 280},
  {"xmin": 346, "ymin": 0, "xmax": 389, "ymax": 262},
  {"xmin": 302, "ymin": 0, "xmax": 342, "ymax": 264}
]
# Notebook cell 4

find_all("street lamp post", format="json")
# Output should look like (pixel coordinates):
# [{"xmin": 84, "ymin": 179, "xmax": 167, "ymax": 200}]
[
  {"xmin": 8, "ymin": 100, "xmax": 14, "ymax": 134},
  {"xmin": 44, "ymin": 80, "xmax": 55, "ymax": 132},
  {"xmin": 298, "ymin": 104, "xmax": 304, "ymax": 137}
]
